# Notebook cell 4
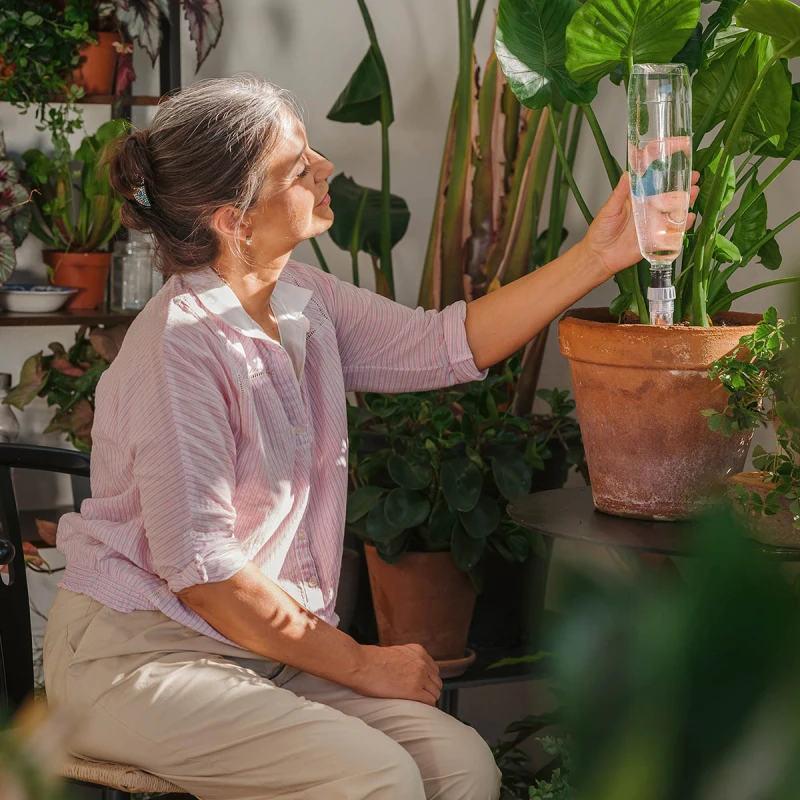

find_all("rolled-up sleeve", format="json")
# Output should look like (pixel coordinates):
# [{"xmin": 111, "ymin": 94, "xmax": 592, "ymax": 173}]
[
  {"xmin": 131, "ymin": 319, "xmax": 247, "ymax": 594},
  {"xmin": 310, "ymin": 268, "xmax": 488, "ymax": 393}
]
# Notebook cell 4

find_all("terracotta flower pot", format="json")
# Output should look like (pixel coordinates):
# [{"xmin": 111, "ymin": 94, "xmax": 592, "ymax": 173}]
[
  {"xmin": 559, "ymin": 308, "xmax": 761, "ymax": 520},
  {"xmin": 364, "ymin": 544, "xmax": 476, "ymax": 664},
  {"xmin": 45, "ymin": 251, "xmax": 110, "ymax": 310},
  {"xmin": 72, "ymin": 32, "xmax": 123, "ymax": 95},
  {"xmin": 728, "ymin": 471, "xmax": 799, "ymax": 548}
]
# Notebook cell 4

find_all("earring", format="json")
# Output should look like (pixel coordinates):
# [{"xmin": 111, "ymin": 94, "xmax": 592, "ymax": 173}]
[{"xmin": 245, "ymin": 235, "xmax": 253, "ymax": 246}]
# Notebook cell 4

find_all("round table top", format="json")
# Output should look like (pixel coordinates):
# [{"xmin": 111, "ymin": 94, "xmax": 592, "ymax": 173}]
[{"xmin": 508, "ymin": 486, "xmax": 800, "ymax": 561}]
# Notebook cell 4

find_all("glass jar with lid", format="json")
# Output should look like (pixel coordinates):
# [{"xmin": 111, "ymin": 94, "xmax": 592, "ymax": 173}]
[{"xmin": 111, "ymin": 231, "xmax": 156, "ymax": 311}]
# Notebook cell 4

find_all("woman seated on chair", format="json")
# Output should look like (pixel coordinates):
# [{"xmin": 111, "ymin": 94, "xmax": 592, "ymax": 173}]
[{"xmin": 43, "ymin": 75, "xmax": 699, "ymax": 800}]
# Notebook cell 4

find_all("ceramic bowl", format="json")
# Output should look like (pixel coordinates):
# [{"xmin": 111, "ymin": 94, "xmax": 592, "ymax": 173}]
[{"xmin": 0, "ymin": 284, "xmax": 79, "ymax": 313}]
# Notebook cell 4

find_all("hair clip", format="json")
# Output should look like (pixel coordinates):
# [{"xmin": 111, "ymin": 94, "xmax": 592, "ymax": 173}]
[{"xmin": 133, "ymin": 179, "xmax": 151, "ymax": 208}]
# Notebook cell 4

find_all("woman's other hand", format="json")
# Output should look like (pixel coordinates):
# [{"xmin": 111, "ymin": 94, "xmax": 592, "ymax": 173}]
[
  {"xmin": 584, "ymin": 170, "xmax": 700, "ymax": 280},
  {"xmin": 351, "ymin": 643, "xmax": 443, "ymax": 706}
]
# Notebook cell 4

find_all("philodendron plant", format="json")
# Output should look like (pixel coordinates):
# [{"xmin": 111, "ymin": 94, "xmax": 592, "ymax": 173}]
[
  {"xmin": 345, "ymin": 357, "xmax": 584, "ymax": 589},
  {"xmin": 496, "ymin": 0, "xmax": 800, "ymax": 325}
]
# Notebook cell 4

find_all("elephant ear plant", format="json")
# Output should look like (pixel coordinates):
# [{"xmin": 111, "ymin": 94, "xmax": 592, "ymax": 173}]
[
  {"xmin": 345, "ymin": 358, "xmax": 584, "ymax": 590},
  {"xmin": 496, "ymin": 0, "xmax": 800, "ymax": 325}
]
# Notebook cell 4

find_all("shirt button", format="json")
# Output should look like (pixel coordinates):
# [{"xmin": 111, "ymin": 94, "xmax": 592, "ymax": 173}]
[
  {"xmin": 308, "ymin": 577, "xmax": 318, "ymax": 588},
  {"xmin": 295, "ymin": 424, "xmax": 306, "ymax": 436},
  {"xmin": 297, "ymin": 529, "xmax": 307, "ymax": 541}
]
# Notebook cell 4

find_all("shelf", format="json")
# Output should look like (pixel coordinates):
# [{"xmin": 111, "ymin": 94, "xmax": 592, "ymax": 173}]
[
  {"xmin": 46, "ymin": 94, "xmax": 165, "ymax": 106},
  {"xmin": 0, "ymin": 308, "xmax": 139, "ymax": 327}
]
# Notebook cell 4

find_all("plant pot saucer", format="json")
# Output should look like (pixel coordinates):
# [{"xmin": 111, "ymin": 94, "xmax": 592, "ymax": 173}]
[{"xmin": 436, "ymin": 648, "xmax": 476, "ymax": 679}]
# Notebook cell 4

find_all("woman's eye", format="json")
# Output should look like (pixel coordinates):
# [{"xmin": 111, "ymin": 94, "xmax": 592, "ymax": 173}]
[{"xmin": 298, "ymin": 165, "xmax": 310, "ymax": 178}]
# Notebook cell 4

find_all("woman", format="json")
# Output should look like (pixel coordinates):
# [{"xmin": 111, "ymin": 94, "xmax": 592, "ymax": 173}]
[{"xmin": 44, "ymin": 76, "xmax": 698, "ymax": 800}]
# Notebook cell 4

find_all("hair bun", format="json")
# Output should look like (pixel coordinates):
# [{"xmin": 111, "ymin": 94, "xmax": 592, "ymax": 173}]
[{"xmin": 106, "ymin": 129, "xmax": 155, "ymax": 231}]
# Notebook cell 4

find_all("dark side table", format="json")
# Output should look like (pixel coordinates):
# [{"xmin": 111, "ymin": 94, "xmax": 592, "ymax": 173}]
[{"xmin": 507, "ymin": 486, "xmax": 800, "ymax": 562}]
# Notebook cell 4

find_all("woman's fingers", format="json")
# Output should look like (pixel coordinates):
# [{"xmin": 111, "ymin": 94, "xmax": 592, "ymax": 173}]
[
  {"xmin": 691, "ymin": 169, "xmax": 700, "ymax": 185},
  {"xmin": 689, "ymin": 184, "xmax": 700, "ymax": 205},
  {"xmin": 687, "ymin": 212, "xmax": 697, "ymax": 229}
]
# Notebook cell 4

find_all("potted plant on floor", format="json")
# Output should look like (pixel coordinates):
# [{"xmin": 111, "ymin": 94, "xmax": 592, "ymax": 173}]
[
  {"xmin": 704, "ymin": 307, "xmax": 800, "ymax": 545},
  {"xmin": 0, "ymin": 134, "xmax": 32, "ymax": 286},
  {"xmin": 23, "ymin": 118, "xmax": 128, "ymax": 309},
  {"xmin": 346, "ymin": 359, "xmax": 583, "ymax": 676},
  {"xmin": 496, "ymin": 0, "xmax": 800, "ymax": 519}
]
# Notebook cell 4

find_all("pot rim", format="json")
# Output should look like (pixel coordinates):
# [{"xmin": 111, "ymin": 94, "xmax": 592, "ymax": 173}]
[{"xmin": 560, "ymin": 306, "xmax": 762, "ymax": 330}]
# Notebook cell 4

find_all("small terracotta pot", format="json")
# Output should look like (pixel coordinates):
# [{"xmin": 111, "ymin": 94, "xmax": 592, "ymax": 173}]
[
  {"xmin": 728, "ymin": 471, "xmax": 799, "ymax": 548},
  {"xmin": 559, "ymin": 308, "xmax": 761, "ymax": 520},
  {"xmin": 72, "ymin": 32, "xmax": 123, "ymax": 95},
  {"xmin": 46, "ymin": 251, "xmax": 110, "ymax": 309},
  {"xmin": 364, "ymin": 544, "xmax": 476, "ymax": 662}
]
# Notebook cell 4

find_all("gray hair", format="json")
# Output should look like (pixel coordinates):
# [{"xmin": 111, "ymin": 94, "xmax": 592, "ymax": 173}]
[{"xmin": 107, "ymin": 75, "xmax": 301, "ymax": 275}]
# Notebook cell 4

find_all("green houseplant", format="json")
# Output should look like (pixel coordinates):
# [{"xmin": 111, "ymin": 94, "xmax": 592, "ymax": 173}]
[
  {"xmin": 705, "ymin": 307, "xmax": 800, "ymax": 544},
  {"xmin": 23, "ymin": 118, "xmax": 128, "ymax": 309},
  {"xmin": 0, "ymin": 2, "xmax": 95, "ymax": 161},
  {"xmin": 345, "ymin": 357, "xmax": 583, "ymax": 665},
  {"xmin": 0, "ymin": 133, "xmax": 32, "ymax": 285},
  {"xmin": 4, "ymin": 325, "xmax": 126, "ymax": 452},
  {"xmin": 495, "ymin": 0, "xmax": 800, "ymax": 519}
]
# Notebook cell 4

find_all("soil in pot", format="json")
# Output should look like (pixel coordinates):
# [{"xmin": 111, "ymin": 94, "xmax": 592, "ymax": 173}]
[
  {"xmin": 364, "ymin": 544, "xmax": 476, "ymax": 673},
  {"xmin": 559, "ymin": 308, "xmax": 760, "ymax": 520},
  {"xmin": 46, "ymin": 251, "xmax": 111, "ymax": 309},
  {"xmin": 728, "ymin": 471, "xmax": 800, "ymax": 548},
  {"xmin": 73, "ymin": 32, "xmax": 123, "ymax": 95}
]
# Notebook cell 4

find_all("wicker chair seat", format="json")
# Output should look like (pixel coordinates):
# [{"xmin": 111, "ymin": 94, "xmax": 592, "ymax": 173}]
[{"xmin": 59, "ymin": 754, "xmax": 188, "ymax": 794}]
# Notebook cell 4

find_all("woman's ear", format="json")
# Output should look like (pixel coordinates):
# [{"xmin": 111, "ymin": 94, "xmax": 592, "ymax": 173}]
[{"xmin": 212, "ymin": 205, "xmax": 250, "ymax": 245}]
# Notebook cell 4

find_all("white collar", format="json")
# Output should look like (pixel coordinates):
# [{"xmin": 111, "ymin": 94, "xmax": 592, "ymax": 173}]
[{"xmin": 181, "ymin": 267, "xmax": 313, "ymax": 344}]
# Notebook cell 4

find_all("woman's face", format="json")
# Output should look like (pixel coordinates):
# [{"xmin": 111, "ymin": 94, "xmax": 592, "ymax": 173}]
[{"xmin": 247, "ymin": 116, "xmax": 334, "ymax": 255}]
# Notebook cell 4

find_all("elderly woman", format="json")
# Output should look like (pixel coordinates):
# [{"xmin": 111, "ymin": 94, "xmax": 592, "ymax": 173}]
[{"xmin": 43, "ymin": 76, "xmax": 698, "ymax": 800}]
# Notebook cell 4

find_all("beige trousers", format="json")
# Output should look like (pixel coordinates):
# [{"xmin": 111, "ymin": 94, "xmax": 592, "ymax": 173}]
[{"xmin": 43, "ymin": 588, "xmax": 500, "ymax": 800}]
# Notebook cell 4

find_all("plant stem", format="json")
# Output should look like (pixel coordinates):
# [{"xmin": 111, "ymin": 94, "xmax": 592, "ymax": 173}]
[
  {"xmin": 356, "ymin": 0, "xmax": 395, "ymax": 298},
  {"xmin": 583, "ymin": 104, "xmax": 622, "ymax": 187},
  {"xmin": 309, "ymin": 237, "xmax": 331, "ymax": 273},
  {"xmin": 708, "ymin": 276, "xmax": 800, "ymax": 316},
  {"xmin": 735, "ymin": 155, "xmax": 767, "ymax": 191},
  {"xmin": 545, "ymin": 106, "xmax": 570, "ymax": 263},
  {"xmin": 721, "ymin": 143, "xmax": 800, "ymax": 236},
  {"xmin": 559, "ymin": 105, "xmax": 584, "ymax": 221},
  {"xmin": 548, "ymin": 108, "xmax": 593, "ymax": 225},
  {"xmin": 472, "ymin": 0, "xmax": 487, "ymax": 35}
]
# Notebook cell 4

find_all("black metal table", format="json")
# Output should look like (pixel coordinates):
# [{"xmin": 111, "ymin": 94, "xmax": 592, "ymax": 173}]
[{"xmin": 507, "ymin": 486, "xmax": 800, "ymax": 561}]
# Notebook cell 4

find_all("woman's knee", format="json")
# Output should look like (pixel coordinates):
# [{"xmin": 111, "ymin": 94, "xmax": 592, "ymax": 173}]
[
  {"xmin": 370, "ymin": 739, "xmax": 426, "ymax": 799},
  {"xmin": 436, "ymin": 724, "xmax": 501, "ymax": 800}
]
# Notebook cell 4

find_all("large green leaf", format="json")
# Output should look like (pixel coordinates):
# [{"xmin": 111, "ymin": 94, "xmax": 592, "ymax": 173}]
[
  {"xmin": 365, "ymin": 498, "xmax": 405, "ymax": 543},
  {"xmin": 346, "ymin": 486, "xmax": 386, "ymax": 524},
  {"xmin": 761, "ymin": 98, "xmax": 800, "ymax": 159},
  {"xmin": 732, "ymin": 175, "xmax": 768, "ymax": 254},
  {"xmin": 757, "ymin": 235, "xmax": 782, "ymax": 269},
  {"xmin": 327, "ymin": 174, "xmax": 409, "ymax": 259},
  {"xmin": 384, "ymin": 488, "xmax": 430, "ymax": 530},
  {"xmin": 327, "ymin": 48, "xmax": 393, "ymax": 126},
  {"xmin": 564, "ymin": 0, "xmax": 701, "ymax": 85},
  {"xmin": 491, "ymin": 454, "xmax": 533, "ymax": 501},
  {"xmin": 495, "ymin": 0, "xmax": 597, "ymax": 109},
  {"xmin": 459, "ymin": 497, "xmax": 502, "ymax": 539},
  {"xmin": 713, "ymin": 233, "xmax": 741, "ymax": 263},
  {"xmin": 428, "ymin": 500, "xmax": 458, "ymax": 545},
  {"xmin": 692, "ymin": 34, "xmax": 791, "ymax": 151},
  {"xmin": 696, "ymin": 149, "xmax": 736, "ymax": 215},
  {"xmin": 387, "ymin": 454, "xmax": 432, "ymax": 490},
  {"xmin": 0, "ymin": 230, "xmax": 14, "ymax": 284},
  {"xmin": 440, "ymin": 457, "xmax": 483, "ymax": 512},
  {"xmin": 735, "ymin": 0, "xmax": 800, "ymax": 57},
  {"xmin": 673, "ymin": 22, "xmax": 704, "ymax": 73},
  {"xmin": 451, "ymin": 524, "xmax": 486, "ymax": 572},
  {"xmin": 5, "ymin": 353, "xmax": 48, "ymax": 409}
]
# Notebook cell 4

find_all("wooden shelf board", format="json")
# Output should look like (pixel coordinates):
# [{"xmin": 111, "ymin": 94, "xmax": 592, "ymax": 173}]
[
  {"xmin": 43, "ymin": 94, "xmax": 165, "ymax": 106},
  {"xmin": 0, "ymin": 308, "xmax": 139, "ymax": 327}
]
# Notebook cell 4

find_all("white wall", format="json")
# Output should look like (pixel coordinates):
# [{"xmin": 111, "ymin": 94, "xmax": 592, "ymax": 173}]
[{"xmin": 2, "ymin": 0, "xmax": 799, "ymax": 744}]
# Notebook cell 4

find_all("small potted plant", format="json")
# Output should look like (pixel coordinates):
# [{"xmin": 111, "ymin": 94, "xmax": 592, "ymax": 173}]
[
  {"xmin": 705, "ymin": 308, "xmax": 800, "ymax": 545},
  {"xmin": 0, "ymin": 133, "xmax": 32, "ymax": 286},
  {"xmin": 0, "ymin": 4, "xmax": 94, "ymax": 156},
  {"xmin": 23, "ymin": 119, "xmax": 128, "ymax": 309},
  {"xmin": 4, "ymin": 324, "xmax": 126, "ymax": 451},
  {"xmin": 346, "ymin": 358, "xmax": 583, "ymax": 676}
]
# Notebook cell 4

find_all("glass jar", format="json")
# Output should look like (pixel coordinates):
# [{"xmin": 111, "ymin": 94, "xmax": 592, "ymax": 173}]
[
  {"xmin": 111, "ymin": 232, "xmax": 155, "ymax": 311},
  {"xmin": 0, "ymin": 373, "xmax": 20, "ymax": 443}
]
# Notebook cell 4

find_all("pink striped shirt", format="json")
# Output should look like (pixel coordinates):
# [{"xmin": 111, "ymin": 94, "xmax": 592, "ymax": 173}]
[{"xmin": 57, "ymin": 261, "xmax": 486, "ymax": 647}]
